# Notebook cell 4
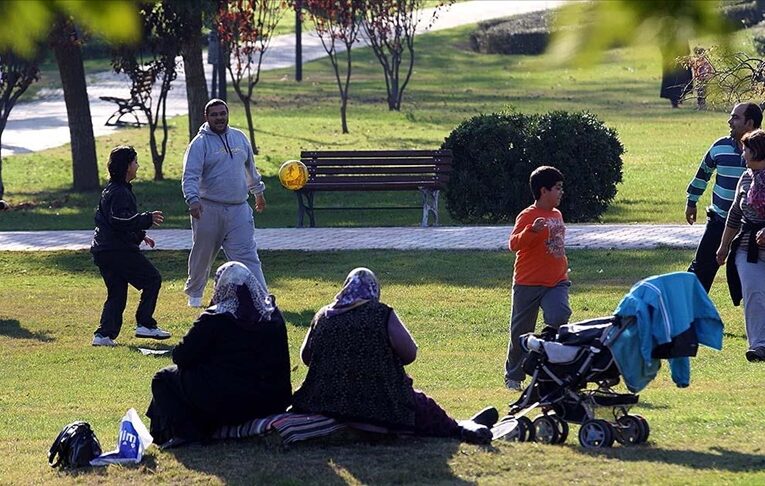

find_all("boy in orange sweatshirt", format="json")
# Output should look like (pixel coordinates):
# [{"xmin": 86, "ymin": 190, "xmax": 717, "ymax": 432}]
[{"xmin": 504, "ymin": 166, "xmax": 571, "ymax": 391}]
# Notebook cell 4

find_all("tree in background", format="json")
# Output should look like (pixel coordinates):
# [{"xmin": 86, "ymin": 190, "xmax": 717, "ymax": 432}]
[
  {"xmin": 361, "ymin": 0, "xmax": 451, "ymax": 111},
  {"xmin": 303, "ymin": 0, "xmax": 363, "ymax": 133},
  {"xmin": 0, "ymin": 51, "xmax": 40, "ymax": 199},
  {"xmin": 49, "ymin": 17, "xmax": 100, "ymax": 192},
  {"xmin": 217, "ymin": 0, "xmax": 285, "ymax": 154},
  {"xmin": 111, "ymin": 2, "xmax": 182, "ymax": 181},
  {"xmin": 167, "ymin": 0, "xmax": 218, "ymax": 141}
]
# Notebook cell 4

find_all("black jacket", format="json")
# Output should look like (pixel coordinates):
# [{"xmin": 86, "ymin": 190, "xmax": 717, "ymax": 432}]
[{"xmin": 90, "ymin": 181, "xmax": 153, "ymax": 253}]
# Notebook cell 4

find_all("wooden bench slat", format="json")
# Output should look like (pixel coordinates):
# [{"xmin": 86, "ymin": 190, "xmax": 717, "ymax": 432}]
[
  {"xmin": 310, "ymin": 166, "xmax": 449, "ymax": 175},
  {"xmin": 307, "ymin": 175, "xmax": 440, "ymax": 184},
  {"xmin": 304, "ymin": 182, "xmax": 443, "ymax": 191},
  {"xmin": 302, "ymin": 150, "xmax": 449, "ymax": 158},
  {"xmin": 302, "ymin": 158, "xmax": 451, "ymax": 167}
]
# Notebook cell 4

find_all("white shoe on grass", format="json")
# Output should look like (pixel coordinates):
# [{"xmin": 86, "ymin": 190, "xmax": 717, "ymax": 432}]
[
  {"xmin": 135, "ymin": 326, "xmax": 171, "ymax": 340},
  {"xmin": 187, "ymin": 296, "xmax": 203, "ymax": 308},
  {"xmin": 92, "ymin": 334, "xmax": 116, "ymax": 347}
]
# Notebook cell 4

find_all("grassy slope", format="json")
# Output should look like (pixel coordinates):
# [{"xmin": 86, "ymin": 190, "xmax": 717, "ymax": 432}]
[
  {"xmin": 1, "ymin": 249, "xmax": 764, "ymax": 484},
  {"xmin": 1, "ymin": 27, "xmax": 757, "ymax": 230}
]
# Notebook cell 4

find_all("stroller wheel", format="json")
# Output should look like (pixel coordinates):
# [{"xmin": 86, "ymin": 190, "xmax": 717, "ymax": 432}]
[
  {"xmin": 492, "ymin": 418, "xmax": 524, "ymax": 442},
  {"xmin": 550, "ymin": 415, "xmax": 569, "ymax": 444},
  {"xmin": 518, "ymin": 416, "xmax": 535, "ymax": 442},
  {"xmin": 614, "ymin": 415, "xmax": 644, "ymax": 446},
  {"xmin": 578, "ymin": 419, "xmax": 615, "ymax": 449},
  {"xmin": 532, "ymin": 415, "xmax": 560, "ymax": 444},
  {"xmin": 631, "ymin": 414, "xmax": 650, "ymax": 443}
]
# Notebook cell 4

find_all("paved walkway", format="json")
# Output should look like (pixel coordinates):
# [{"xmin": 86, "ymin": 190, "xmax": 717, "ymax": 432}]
[{"xmin": 0, "ymin": 224, "xmax": 704, "ymax": 251}]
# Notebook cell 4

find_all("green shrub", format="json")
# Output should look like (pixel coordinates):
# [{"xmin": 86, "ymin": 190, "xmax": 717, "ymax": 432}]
[
  {"xmin": 721, "ymin": 1, "xmax": 764, "ymax": 29},
  {"xmin": 469, "ymin": 9, "xmax": 554, "ymax": 55},
  {"xmin": 529, "ymin": 112, "xmax": 624, "ymax": 222},
  {"xmin": 443, "ymin": 111, "xmax": 624, "ymax": 224},
  {"xmin": 442, "ymin": 113, "xmax": 536, "ymax": 223}
]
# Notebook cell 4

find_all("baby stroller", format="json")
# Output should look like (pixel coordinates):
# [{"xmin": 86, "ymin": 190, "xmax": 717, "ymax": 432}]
[{"xmin": 492, "ymin": 272, "xmax": 724, "ymax": 449}]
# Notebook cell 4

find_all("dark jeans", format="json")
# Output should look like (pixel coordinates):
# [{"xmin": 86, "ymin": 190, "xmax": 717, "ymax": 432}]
[
  {"xmin": 687, "ymin": 209, "xmax": 726, "ymax": 293},
  {"xmin": 93, "ymin": 250, "xmax": 161, "ymax": 339}
]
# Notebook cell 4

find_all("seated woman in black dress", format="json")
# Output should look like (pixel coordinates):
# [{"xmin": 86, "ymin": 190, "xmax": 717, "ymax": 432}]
[
  {"xmin": 147, "ymin": 262, "xmax": 292, "ymax": 447},
  {"xmin": 292, "ymin": 267, "xmax": 495, "ymax": 444}
]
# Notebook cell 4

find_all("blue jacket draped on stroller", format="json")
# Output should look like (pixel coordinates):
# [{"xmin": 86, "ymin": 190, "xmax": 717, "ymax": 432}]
[{"xmin": 493, "ymin": 272, "xmax": 724, "ymax": 448}]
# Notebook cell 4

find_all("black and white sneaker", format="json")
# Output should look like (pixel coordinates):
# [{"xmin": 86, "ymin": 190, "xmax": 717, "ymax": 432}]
[{"xmin": 136, "ymin": 326, "xmax": 171, "ymax": 340}]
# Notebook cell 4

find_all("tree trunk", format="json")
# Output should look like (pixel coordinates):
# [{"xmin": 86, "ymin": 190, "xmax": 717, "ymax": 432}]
[
  {"xmin": 0, "ymin": 135, "xmax": 4, "ymax": 199},
  {"xmin": 51, "ymin": 20, "xmax": 99, "ymax": 192},
  {"xmin": 181, "ymin": 13, "xmax": 208, "ymax": 141},
  {"xmin": 242, "ymin": 99, "xmax": 258, "ymax": 154}
]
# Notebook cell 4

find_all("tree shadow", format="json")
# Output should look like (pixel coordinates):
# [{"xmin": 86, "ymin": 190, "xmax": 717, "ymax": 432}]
[
  {"xmin": 166, "ymin": 435, "xmax": 472, "ymax": 484},
  {"xmin": 579, "ymin": 445, "xmax": 765, "ymax": 473},
  {"xmin": 0, "ymin": 319, "xmax": 54, "ymax": 342},
  {"xmin": 282, "ymin": 309, "xmax": 315, "ymax": 328}
]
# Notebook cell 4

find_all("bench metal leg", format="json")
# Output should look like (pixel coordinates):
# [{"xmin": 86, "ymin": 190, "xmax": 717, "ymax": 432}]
[
  {"xmin": 296, "ymin": 190, "xmax": 316, "ymax": 228},
  {"xmin": 419, "ymin": 188, "xmax": 440, "ymax": 227}
]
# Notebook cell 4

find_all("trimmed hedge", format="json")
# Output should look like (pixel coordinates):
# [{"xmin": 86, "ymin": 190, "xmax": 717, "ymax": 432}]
[
  {"xmin": 469, "ymin": 9, "xmax": 554, "ymax": 55},
  {"xmin": 443, "ymin": 111, "xmax": 623, "ymax": 224},
  {"xmin": 722, "ymin": 1, "xmax": 765, "ymax": 29}
]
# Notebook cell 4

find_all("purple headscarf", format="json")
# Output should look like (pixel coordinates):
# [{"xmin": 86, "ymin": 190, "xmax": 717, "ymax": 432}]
[{"xmin": 324, "ymin": 267, "xmax": 380, "ymax": 318}]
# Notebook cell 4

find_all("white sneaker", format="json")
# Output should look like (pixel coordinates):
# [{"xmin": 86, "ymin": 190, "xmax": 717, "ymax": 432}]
[
  {"xmin": 135, "ymin": 326, "xmax": 171, "ymax": 340},
  {"xmin": 92, "ymin": 335, "xmax": 116, "ymax": 347},
  {"xmin": 187, "ymin": 296, "xmax": 203, "ymax": 308}
]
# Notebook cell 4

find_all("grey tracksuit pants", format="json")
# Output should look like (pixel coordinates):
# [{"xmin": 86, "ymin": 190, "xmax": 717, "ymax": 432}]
[
  {"xmin": 504, "ymin": 281, "xmax": 572, "ymax": 382},
  {"xmin": 184, "ymin": 199, "xmax": 267, "ymax": 299}
]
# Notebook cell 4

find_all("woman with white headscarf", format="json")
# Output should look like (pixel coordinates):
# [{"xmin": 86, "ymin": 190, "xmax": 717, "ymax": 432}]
[
  {"xmin": 292, "ymin": 267, "xmax": 495, "ymax": 444},
  {"xmin": 147, "ymin": 262, "xmax": 292, "ymax": 447}
]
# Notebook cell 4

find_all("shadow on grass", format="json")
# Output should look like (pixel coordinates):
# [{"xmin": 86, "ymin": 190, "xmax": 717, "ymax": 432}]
[
  {"xmin": 282, "ymin": 309, "xmax": 315, "ymax": 328},
  {"xmin": 0, "ymin": 319, "xmax": 54, "ymax": 342},
  {"xmin": 166, "ymin": 437, "xmax": 470, "ymax": 484},
  {"xmin": 584, "ymin": 445, "xmax": 765, "ymax": 473},
  {"xmin": 20, "ymin": 249, "xmax": 694, "ymax": 293},
  {"xmin": 53, "ymin": 454, "xmax": 158, "ymax": 479}
]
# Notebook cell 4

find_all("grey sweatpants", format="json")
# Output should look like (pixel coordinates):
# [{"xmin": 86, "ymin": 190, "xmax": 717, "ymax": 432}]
[
  {"xmin": 504, "ymin": 281, "xmax": 571, "ymax": 382},
  {"xmin": 735, "ymin": 248, "xmax": 765, "ymax": 349},
  {"xmin": 184, "ymin": 200, "xmax": 267, "ymax": 300}
]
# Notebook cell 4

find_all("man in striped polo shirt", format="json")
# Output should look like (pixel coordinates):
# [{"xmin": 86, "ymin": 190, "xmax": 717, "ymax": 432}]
[{"xmin": 685, "ymin": 102, "xmax": 763, "ymax": 292}]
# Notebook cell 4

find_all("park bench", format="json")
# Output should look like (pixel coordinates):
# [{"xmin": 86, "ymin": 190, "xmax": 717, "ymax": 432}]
[
  {"xmin": 99, "ymin": 69, "xmax": 155, "ymax": 127},
  {"xmin": 295, "ymin": 149, "xmax": 453, "ymax": 228}
]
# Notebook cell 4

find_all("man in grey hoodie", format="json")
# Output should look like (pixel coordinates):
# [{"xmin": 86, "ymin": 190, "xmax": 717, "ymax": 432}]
[{"xmin": 181, "ymin": 99, "xmax": 268, "ymax": 307}]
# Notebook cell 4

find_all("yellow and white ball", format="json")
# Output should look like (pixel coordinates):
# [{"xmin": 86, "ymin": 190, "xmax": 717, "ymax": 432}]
[{"xmin": 278, "ymin": 160, "xmax": 308, "ymax": 191}]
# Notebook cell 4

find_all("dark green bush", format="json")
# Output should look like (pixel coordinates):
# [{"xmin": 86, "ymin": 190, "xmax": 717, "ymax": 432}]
[
  {"xmin": 528, "ymin": 112, "xmax": 624, "ymax": 222},
  {"xmin": 442, "ymin": 113, "xmax": 536, "ymax": 223},
  {"xmin": 443, "ymin": 111, "xmax": 623, "ymax": 224},
  {"xmin": 721, "ymin": 1, "xmax": 764, "ymax": 29},
  {"xmin": 469, "ymin": 9, "xmax": 554, "ymax": 55}
]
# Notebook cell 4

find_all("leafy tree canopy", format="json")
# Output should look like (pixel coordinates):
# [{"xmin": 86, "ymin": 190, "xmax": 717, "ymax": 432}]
[
  {"xmin": 549, "ymin": 0, "xmax": 735, "ymax": 67},
  {"xmin": 0, "ymin": 0, "xmax": 140, "ymax": 58}
]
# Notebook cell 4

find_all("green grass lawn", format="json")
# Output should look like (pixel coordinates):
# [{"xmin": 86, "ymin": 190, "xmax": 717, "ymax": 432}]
[
  {"xmin": 1, "ymin": 25, "xmax": 759, "ymax": 230},
  {"xmin": 1, "ymin": 248, "xmax": 764, "ymax": 484}
]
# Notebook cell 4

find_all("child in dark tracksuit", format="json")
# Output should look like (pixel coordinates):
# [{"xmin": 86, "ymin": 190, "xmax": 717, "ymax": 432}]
[
  {"xmin": 90, "ymin": 146, "xmax": 170, "ymax": 346},
  {"xmin": 504, "ymin": 166, "xmax": 572, "ymax": 390}
]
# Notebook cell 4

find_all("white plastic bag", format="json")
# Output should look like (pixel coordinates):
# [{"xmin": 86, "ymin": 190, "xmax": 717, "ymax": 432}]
[{"xmin": 90, "ymin": 408, "xmax": 153, "ymax": 466}]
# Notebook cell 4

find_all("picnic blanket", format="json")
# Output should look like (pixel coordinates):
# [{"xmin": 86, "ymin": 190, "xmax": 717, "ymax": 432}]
[{"xmin": 211, "ymin": 413, "xmax": 348, "ymax": 444}]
